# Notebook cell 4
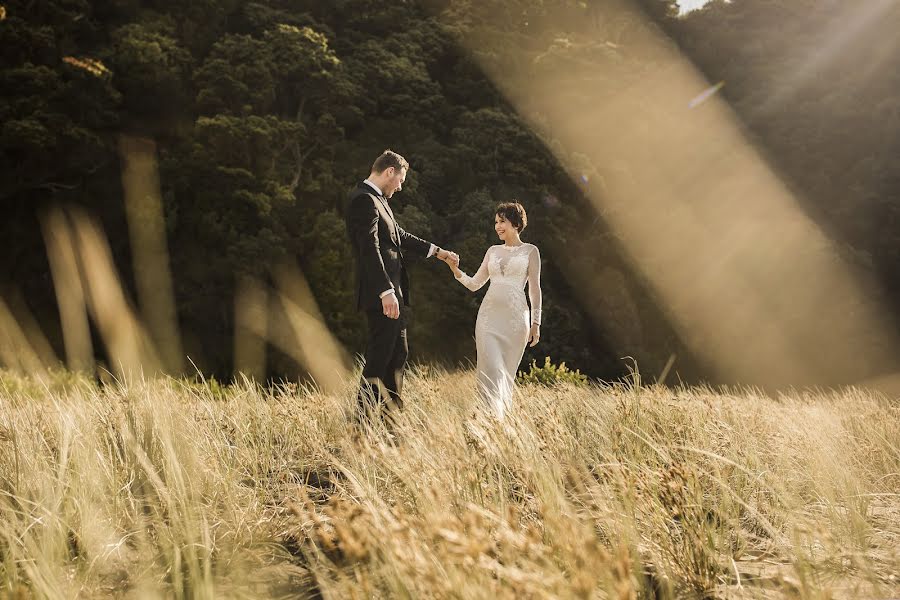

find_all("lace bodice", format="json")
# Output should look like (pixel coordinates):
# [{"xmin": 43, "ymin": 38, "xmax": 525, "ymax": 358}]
[{"xmin": 456, "ymin": 243, "xmax": 542, "ymax": 325}]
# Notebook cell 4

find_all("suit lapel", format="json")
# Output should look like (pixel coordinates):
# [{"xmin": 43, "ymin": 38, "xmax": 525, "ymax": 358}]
[
  {"xmin": 381, "ymin": 200, "xmax": 400, "ymax": 246},
  {"xmin": 361, "ymin": 182, "xmax": 400, "ymax": 246}
]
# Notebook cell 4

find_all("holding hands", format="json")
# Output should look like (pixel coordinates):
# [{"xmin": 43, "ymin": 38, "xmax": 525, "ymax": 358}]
[
  {"xmin": 436, "ymin": 248, "xmax": 459, "ymax": 264},
  {"xmin": 437, "ymin": 248, "xmax": 461, "ymax": 275}
]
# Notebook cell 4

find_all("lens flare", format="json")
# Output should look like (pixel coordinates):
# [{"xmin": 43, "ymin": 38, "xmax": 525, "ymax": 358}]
[{"xmin": 688, "ymin": 81, "xmax": 724, "ymax": 109}]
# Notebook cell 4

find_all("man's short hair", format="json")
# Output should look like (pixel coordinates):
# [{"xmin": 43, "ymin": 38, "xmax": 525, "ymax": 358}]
[
  {"xmin": 496, "ymin": 201, "xmax": 528, "ymax": 232},
  {"xmin": 372, "ymin": 150, "xmax": 410, "ymax": 174}
]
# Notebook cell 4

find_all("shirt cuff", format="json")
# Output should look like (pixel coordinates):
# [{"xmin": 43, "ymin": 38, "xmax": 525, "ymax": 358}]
[
  {"xmin": 379, "ymin": 289, "xmax": 396, "ymax": 299},
  {"xmin": 531, "ymin": 309, "xmax": 542, "ymax": 326},
  {"xmin": 427, "ymin": 243, "xmax": 438, "ymax": 258}
]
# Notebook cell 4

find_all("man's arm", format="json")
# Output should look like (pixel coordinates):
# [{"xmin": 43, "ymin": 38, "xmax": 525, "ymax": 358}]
[
  {"xmin": 396, "ymin": 226, "xmax": 455, "ymax": 260},
  {"xmin": 396, "ymin": 226, "xmax": 433, "ymax": 258}
]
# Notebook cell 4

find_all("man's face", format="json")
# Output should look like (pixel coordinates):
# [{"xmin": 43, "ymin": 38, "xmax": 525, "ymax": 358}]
[{"xmin": 384, "ymin": 167, "xmax": 407, "ymax": 199}]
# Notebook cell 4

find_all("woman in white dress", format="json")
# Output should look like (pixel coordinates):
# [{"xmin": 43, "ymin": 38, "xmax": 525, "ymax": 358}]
[{"xmin": 442, "ymin": 202, "xmax": 542, "ymax": 419}]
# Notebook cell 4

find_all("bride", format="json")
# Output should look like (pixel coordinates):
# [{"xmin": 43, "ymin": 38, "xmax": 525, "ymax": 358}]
[{"xmin": 442, "ymin": 202, "xmax": 542, "ymax": 419}]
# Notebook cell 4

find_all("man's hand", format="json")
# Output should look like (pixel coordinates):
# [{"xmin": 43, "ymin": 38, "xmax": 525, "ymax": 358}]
[
  {"xmin": 382, "ymin": 292, "xmax": 400, "ymax": 319},
  {"xmin": 528, "ymin": 323, "xmax": 541, "ymax": 347},
  {"xmin": 437, "ymin": 248, "xmax": 459, "ymax": 263}
]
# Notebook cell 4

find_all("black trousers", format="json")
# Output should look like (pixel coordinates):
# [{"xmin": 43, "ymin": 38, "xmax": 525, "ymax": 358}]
[{"xmin": 358, "ymin": 306, "xmax": 409, "ymax": 422}]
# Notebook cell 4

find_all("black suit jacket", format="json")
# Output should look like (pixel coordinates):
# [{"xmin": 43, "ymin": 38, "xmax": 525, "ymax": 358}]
[{"xmin": 346, "ymin": 182, "xmax": 433, "ymax": 311}]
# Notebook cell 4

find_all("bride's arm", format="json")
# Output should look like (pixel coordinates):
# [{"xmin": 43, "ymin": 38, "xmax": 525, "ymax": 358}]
[
  {"xmin": 454, "ymin": 248, "xmax": 491, "ymax": 292},
  {"xmin": 527, "ymin": 245, "xmax": 542, "ymax": 345}
]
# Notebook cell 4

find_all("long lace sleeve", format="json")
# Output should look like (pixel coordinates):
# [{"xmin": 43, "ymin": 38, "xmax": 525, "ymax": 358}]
[
  {"xmin": 527, "ymin": 245, "xmax": 542, "ymax": 325},
  {"xmin": 456, "ymin": 247, "xmax": 491, "ymax": 292}
]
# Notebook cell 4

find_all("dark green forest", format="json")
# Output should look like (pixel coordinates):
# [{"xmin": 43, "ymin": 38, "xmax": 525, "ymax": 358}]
[{"xmin": 2, "ymin": 0, "xmax": 898, "ymax": 385}]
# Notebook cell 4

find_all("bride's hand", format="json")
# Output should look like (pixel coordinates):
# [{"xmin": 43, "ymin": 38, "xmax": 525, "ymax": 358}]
[
  {"xmin": 442, "ymin": 252, "xmax": 460, "ymax": 270},
  {"xmin": 528, "ymin": 323, "xmax": 540, "ymax": 347}
]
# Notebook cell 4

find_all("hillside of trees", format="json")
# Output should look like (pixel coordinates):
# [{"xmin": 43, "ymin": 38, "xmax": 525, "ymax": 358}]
[{"xmin": 2, "ymin": 0, "xmax": 897, "ymax": 385}]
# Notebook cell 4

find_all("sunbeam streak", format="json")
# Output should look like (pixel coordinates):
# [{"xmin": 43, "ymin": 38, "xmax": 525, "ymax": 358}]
[
  {"xmin": 756, "ymin": 0, "xmax": 898, "ymax": 116},
  {"xmin": 441, "ymin": 0, "xmax": 900, "ymax": 387}
]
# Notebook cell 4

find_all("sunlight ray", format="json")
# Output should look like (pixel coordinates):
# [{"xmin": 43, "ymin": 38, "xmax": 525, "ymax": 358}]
[
  {"xmin": 756, "ymin": 0, "xmax": 898, "ymax": 116},
  {"xmin": 440, "ymin": 0, "xmax": 900, "ymax": 387}
]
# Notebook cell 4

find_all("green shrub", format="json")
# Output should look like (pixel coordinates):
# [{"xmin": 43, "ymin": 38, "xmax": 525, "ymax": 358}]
[{"xmin": 517, "ymin": 356, "xmax": 588, "ymax": 386}]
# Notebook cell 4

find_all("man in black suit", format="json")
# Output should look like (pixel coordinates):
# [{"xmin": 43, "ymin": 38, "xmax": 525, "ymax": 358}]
[{"xmin": 346, "ymin": 149, "xmax": 457, "ymax": 426}]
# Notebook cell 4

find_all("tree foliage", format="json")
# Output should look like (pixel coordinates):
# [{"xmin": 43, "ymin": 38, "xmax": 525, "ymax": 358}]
[{"xmin": 2, "ymin": 0, "xmax": 895, "ymax": 384}]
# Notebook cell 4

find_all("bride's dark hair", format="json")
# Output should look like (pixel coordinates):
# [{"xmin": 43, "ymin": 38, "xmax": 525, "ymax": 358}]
[{"xmin": 495, "ymin": 201, "xmax": 527, "ymax": 232}]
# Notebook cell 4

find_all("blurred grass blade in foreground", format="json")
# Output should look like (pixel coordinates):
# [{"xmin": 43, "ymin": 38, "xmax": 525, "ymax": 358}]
[
  {"xmin": 41, "ymin": 207, "xmax": 94, "ymax": 373},
  {"xmin": 70, "ymin": 207, "xmax": 160, "ymax": 379},
  {"xmin": 119, "ymin": 135, "xmax": 184, "ymax": 374},
  {"xmin": 234, "ymin": 275, "xmax": 268, "ymax": 381},
  {"xmin": 272, "ymin": 262, "xmax": 350, "ymax": 393}
]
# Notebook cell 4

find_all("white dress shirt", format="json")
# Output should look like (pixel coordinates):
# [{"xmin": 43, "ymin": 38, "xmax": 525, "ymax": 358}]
[{"xmin": 362, "ymin": 179, "xmax": 438, "ymax": 300}]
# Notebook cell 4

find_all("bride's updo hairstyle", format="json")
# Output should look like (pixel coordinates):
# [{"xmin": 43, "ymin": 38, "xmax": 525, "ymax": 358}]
[{"xmin": 496, "ymin": 201, "xmax": 527, "ymax": 232}]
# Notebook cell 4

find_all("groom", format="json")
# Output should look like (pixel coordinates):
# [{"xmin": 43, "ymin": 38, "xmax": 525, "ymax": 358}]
[{"xmin": 346, "ymin": 150, "xmax": 456, "ymax": 426}]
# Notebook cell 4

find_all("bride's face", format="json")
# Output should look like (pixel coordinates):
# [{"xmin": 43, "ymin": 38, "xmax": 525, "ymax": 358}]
[{"xmin": 495, "ymin": 215, "xmax": 512, "ymax": 240}]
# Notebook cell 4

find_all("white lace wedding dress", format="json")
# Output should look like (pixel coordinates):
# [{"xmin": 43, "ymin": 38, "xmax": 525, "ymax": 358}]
[{"xmin": 455, "ymin": 243, "xmax": 542, "ymax": 418}]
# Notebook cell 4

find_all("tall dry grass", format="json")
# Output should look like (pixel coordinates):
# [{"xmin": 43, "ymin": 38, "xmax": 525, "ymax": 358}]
[
  {"xmin": 1, "ymin": 149, "xmax": 896, "ymax": 598},
  {"xmin": 0, "ymin": 369, "xmax": 897, "ymax": 599}
]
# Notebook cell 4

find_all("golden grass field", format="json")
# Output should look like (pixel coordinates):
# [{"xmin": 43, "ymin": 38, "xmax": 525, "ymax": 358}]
[{"xmin": 0, "ymin": 368, "xmax": 897, "ymax": 599}]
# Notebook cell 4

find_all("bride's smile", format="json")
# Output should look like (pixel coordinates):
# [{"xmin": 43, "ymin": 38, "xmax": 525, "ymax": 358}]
[{"xmin": 495, "ymin": 215, "xmax": 522, "ymax": 245}]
